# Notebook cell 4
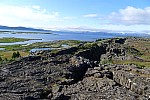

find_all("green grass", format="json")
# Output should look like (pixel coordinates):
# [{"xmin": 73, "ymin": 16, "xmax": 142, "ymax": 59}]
[
  {"xmin": 0, "ymin": 37, "xmax": 42, "ymax": 43},
  {"xmin": 0, "ymin": 37, "xmax": 31, "ymax": 43},
  {"xmin": 101, "ymin": 59, "xmax": 113, "ymax": 64},
  {"xmin": 0, "ymin": 44, "xmax": 28, "ymax": 51},
  {"xmin": 0, "ymin": 51, "xmax": 29, "ymax": 60},
  {"xmin": 0, "ymin": 40, "xmax": 82, "ymax": 63},
  {"xmin": 126, "ymin": 38, "xmax": 150, "ymax": 58},
  {"xmin": 113, "ymin": 60, "xmax": 150, "ymax": 68},
  {"xmin": 115, "ymin": 38, "xmax": 150, "ymax": 68},
  {"xmin": 141, "ymin": 55, "xmax": 150, "ymax": 60},
  {"xmin": 79, "ymin": 42, "xmax": 97, "ymax": 49},
  {"xmin": 30, "ymin": 40, "xmax": 82, "ymax": 48}
]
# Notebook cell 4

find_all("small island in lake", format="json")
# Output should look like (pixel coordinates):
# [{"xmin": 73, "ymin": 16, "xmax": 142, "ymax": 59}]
[{"xmin": 0, "ymin": 37, "xmax": 42, "ymax": 43}]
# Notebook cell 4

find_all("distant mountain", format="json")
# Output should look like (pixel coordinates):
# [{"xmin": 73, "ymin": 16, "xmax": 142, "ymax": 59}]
[
  {"xmin": 111, "ymin": 32, "xmax": 150, "ymax": 38},
  {"xmin": 0, "ymin": 25, "xmax": 50, "ymax": 32},
  {"xmin": 55, "ymin": 30, "xmax": 150, "ymax": 38},
  {"xmin": 0, "ymin": 25, "xmax": 150, "ymax": 38}
]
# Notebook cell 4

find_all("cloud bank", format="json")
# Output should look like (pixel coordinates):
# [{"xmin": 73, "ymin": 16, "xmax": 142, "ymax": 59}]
[
  {"xmin": 109, "ymin": 6, "xmax": 150, "ymax": 25},
  {"xmin": 0, "ymin": 5, "xmax": 65, "ymax": 28},
  {"xmin": 0, "ymin": 5, "xmax": 150, "ymax": 32}
]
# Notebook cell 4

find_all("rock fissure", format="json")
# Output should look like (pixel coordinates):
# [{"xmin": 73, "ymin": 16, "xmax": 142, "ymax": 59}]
[{"xmin": 0, "ymin": 38, "xmax": 149, "ymax": 100}]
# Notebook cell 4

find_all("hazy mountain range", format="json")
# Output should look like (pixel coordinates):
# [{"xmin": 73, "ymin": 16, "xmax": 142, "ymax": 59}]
[
  {"xmin": 0, "ymin": 25, "xmax": 150, "ymax": 38},
  {"xmin": 0, "ymin": 25, "xmax": 50, "ymax": 32}
]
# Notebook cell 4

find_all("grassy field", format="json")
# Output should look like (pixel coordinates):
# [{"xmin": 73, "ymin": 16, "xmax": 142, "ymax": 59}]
[
  {"xmin": 0, "ymin": 51, "xmax": 29, "ymax": 60},
  {"xmin": 0, "ymin": 40, "xmax": 82, "ymax": 62},
  {"xmin": 0, "ymin": 37, "xmax": 149, "ymax": 68},
  {"xmin": 113, "ymin": 38, "xmax": 150, "ymax": 68},
  {"xmin": 30, "ymin": 40, "xmax": 81, "ymax": 48},
  {"xmin": 0, "ymin": 37, "xmax": 31, "ymax": 62},
  {"xmin": 0, "ymin": 37, "xmax": 31, "ymax": 43},
  {"xmin": 113, "ymin": 60, "xmax": 150, "ymax": 68}
]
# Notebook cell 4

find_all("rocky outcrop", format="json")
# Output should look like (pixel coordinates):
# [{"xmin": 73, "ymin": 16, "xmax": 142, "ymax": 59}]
[
  {"xmin": 52, "ymin": 64, "xmax": 148, "ymax": 100},
  {"xmin": 112, "ymin": 67, "xmax": 150, "ymax": 98},
  {"xmin": 54, "ymin": 47, "xmax": 78, "ymax": 55},
  {"xmin": 75, "ymin": 44, "xmax": 107, "ymax": 61},
  {"xmin": 0, "ymin": 38, "xmax": 149, "ymax": 100},
  {"xmin": 115, "ymin": 38, "xmax": 126, "ymax": 44}
]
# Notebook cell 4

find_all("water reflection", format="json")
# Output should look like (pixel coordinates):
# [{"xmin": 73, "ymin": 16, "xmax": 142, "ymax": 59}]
[
  {"xmin": 0, "ymin": 48, "xmax": 5, "ymax": 50},
  {"xmin": 30, "ymin": 48, "xmax": 51, "ymax": 52},
  {"xmin": 61, "ymin": 44, "xmax": 69, "ymax": 48},
  {"xmin": 0, "ymin": 32, "xmax": 115, "ymax": 45}
]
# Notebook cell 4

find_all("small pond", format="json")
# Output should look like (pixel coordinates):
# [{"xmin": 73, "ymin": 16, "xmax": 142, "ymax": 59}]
[
  {"xmin": 30, "ymin": 48, "xmax": 51, "ymax": 52},
  {"xmin": 0, "ymin": 48, "xmax": 5, "ymax": 51},
  {"xmin": 30, "ymin": 44, "xmax": 70, "ymax": 53},
  {"xmin": 61, "ymin": 44, "xmax": 70, "ymax": 48}
]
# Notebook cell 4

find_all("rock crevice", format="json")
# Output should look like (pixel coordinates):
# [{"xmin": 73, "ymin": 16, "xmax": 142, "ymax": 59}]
[{"xmin": 0, "ymin": 38, "xmax": 149, "ymax": 100}]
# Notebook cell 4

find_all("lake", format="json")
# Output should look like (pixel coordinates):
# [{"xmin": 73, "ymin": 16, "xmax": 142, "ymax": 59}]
[{"xmin": 0, "ymin": 31, "xmax": 116, "ymax": 45}]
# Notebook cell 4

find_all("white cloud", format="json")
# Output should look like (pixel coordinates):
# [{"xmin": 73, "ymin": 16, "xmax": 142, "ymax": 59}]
[
  {"xmin": 83, "ymin": 14, "xmax": 99, "ymax": 18},
  {"xmin": 32, "ymin": 5, "xmax": 41, "ymax": 10},
  {"xmin": 0, "ymin": 5, "xmax": 150, "ymax": 33},
  {"xmin": 0, "ymin": 5, "xmax": 66, "ymax": 28},
  {"xmin": 109, "ymin": 6, "xmax": 150, "ymax": 25}
]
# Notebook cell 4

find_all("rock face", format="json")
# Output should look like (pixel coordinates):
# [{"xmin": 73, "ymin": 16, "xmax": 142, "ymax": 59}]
[
  {"xmin": 75, "ymin": 44, "xmax": 107, "ymax": 61},
  {"xmin": 112, "ymin": 66, "xmax": 150, "ymax": 98},
  {"xmin": 0, "ymin": 38, "xmax": 149, "ymax": 100}
]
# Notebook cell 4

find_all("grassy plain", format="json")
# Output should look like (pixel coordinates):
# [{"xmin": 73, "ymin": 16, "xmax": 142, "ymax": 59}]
[
  {"xmin": 113, "ymin": 38, "xmax": 150, "ymax": 68},
  {"xmin": 0, "ymin": 39, "xmax": 82, "ymax": 61},
  {"xmin": 0, "ymin": 37, "xmax": 31, "ymax": 43}
]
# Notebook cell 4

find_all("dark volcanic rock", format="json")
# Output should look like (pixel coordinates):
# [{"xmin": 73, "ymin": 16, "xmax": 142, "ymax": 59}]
[
  {"xmin": 76, "ymin": 43, "xmax": 107, "ymax": 61},
  {"xmin": 0, "ymin": 38, "xmax": 149, "ymax": 100}
]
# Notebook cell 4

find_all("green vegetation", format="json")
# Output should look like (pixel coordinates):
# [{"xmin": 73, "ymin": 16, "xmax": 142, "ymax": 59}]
[
  {"xmin": 79, "ymin": 42, "xmax": 97, "ymax": 49},
  {"xmin": 0, "ymin": 37, "xmax": 31, "ymax": 43},
  {"xmin": 0, "ymin": 37, "xmax": 149, "ymax": 69},
  {"xmin": 95, "ymin": 39, "xmax": 102, "ymax": 41},
  {"xmin": 0, "ymin": 44, "xmax": 23, "ymax": 51},
  {"xmin": 0, "ymin": 51, "xmax": 29, "ymax": 60},
  {"xmin": 31, "ymin": 40, "xmax": 81, "ymax": 48},
  {"xmin": 127, "ymin": 39, "xmax": 150, "ymax": 58},
  {"xmin": 112, "ymin": 38, "xmax": 150, "ymax": 68},
  {"xmin": 50, "ymin": 49, "xmax": 59, "ymax": 54},
  {"xmin": 0, "ymin": 56, "xmax": 2, "ymax": 61},
  {"xmin": 125, "ymin": 47, "xmax": 142, "ymax": 56},
  {"xmin": 101, "ymin": 59, "xmax": 113, "ymax": 64},
  {"xmin": 0, "ymin": 39, "xmax": 82, "ymax": 64},
  {"xmin": 12, "ymin": 51, "xmax": 21, "ymax": 59},
  {"xmin": 113, "ymin": 60, "xmax": 150, "ymax": 68}
]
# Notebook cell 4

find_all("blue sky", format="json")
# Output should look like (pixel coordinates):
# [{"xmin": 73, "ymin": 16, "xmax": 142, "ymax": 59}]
[{"xmin": 0, "ymin": 0, "xmax": 150, "ymax": 32}]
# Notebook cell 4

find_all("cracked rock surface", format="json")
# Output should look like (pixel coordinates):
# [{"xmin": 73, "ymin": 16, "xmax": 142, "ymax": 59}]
[{"xmin": 0, "ymin": 38, "xmax": 149, "ymax": 100}]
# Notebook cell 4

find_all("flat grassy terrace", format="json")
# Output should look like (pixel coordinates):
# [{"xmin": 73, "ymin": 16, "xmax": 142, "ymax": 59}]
[
  {"xmin": 113, "ymin": 38, "xmax": 150, "ymax": 68},
  {"xmin": 0, "ymin": 40, "xmax": 82, "ymax": 63},
  {"xmin": 0, "ymin": 37, "xmax": 31, "ymax": 43}
]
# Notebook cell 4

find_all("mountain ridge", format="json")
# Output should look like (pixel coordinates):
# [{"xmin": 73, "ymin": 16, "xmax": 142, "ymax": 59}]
[
  {"xmin": 0, "ymin": 25, "xmax": 50, "ymax": 32},
  {"xmin": 0, "ymin": 25, "xmax": 150, "ymax": 37}
]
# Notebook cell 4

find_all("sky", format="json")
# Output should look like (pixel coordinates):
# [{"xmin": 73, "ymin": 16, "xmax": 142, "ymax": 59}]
[{"xmin": 0, "ymin": 0, "xmax": 150, "ymax": 32}]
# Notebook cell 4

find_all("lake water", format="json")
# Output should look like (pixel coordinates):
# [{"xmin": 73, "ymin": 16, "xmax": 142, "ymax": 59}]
[
  {"xmin": 0, "ymin": 31, "xmax": 116, "ymax": 45},
  {"xmin": 0, "ymin": 48, "xmax": 5, "ymax": 50},
  {"xmin": 30, "ymin": 48, "xmax": 51, "ymax": 52}
]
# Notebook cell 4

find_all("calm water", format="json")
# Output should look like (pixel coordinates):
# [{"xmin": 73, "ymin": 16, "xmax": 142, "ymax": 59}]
[
  {"xmin": 0, "ymin": 48, "xmax": 5, "ymax": 50},
  {"xmin": 30, "ymin": 44, "xmax": 70, "ymax": 52},
  {"xmin": 30, "ymin": 48, "xmax": 51, "ymax": 52},
  {"xmin": 0, "ymin": 31, "xmax": 116, "ymax": 45}
]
